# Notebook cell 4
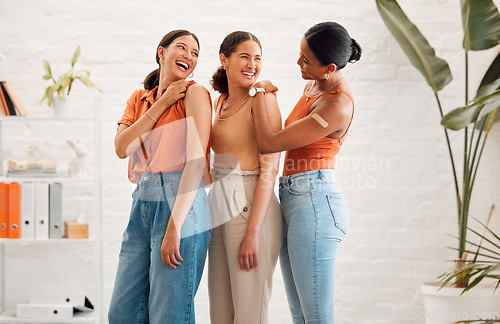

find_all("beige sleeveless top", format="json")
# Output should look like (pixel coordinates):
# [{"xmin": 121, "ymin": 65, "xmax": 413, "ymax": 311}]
[{"xmin": 211, "ymin": 95, "xmax": 261, "ymax": 171}]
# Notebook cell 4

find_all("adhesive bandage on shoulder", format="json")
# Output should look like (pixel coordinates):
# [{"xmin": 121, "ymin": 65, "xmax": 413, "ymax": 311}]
[{"xmin": 311, "ymin": 113, "xmax": 329, "ymax": 128}]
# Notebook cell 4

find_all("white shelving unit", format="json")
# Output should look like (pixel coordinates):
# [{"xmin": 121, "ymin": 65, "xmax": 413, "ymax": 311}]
[{"xmin": 0, "ymin": 105, "xmax": 102, "ymax": 323}]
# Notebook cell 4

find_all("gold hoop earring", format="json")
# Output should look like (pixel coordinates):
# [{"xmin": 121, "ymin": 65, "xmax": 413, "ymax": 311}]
[{"xmin": 189, "ymin": 72, "xmax": 194, "ymax": 78}]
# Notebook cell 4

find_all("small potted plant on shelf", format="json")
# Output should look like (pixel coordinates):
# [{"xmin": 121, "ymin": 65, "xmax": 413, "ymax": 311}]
[
  {"xmin": 376, "ymin": 0, "xmax": 500, "ymax": 322},
  {"xmin": 41, "ymin": 45, "xmax": 101, "ymax": 116}
]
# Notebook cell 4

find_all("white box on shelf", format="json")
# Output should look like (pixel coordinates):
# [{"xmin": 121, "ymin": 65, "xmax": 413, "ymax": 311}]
[
  {"xmin": 30, "ymin": 293, "xmax": 94, "ymax": 312},
  {"xmin": 16, "ymin": 304, "xmax": 73, "ymax": 318}
]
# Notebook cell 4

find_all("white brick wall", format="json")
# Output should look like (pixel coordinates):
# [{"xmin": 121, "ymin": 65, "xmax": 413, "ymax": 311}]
[{"xmin": 1, "ymin": 0, "xmax": 499, "ymax": 323}]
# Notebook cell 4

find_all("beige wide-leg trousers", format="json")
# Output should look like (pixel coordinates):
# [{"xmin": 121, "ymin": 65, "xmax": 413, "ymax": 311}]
[{"xmin": 208, "ymin": 168, "xmax": 283, "ymax": 324}]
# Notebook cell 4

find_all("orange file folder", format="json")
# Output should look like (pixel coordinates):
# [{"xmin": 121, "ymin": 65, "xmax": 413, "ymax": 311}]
[
  {"xmin": 0, "ymin": 183, "xmax": 8, "ymax": 238},
  {"xmin": 8, "ymin": 183, "xmax": 21, "ymax": 239}
]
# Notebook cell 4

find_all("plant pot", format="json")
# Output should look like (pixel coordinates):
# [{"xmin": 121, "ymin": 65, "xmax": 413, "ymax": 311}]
[
  {"xmin": 421, "ymin": 282, "xmax": 500, "ymax": 323},
  {"xmin": 53, "ymin": 96, "xmax": 71, "ymax": 117}
]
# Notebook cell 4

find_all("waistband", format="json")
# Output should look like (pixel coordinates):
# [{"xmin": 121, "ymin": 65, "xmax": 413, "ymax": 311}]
[
  {"xmin": 212, "ymin": 168, "xmax": 260, "ymax": 179},
  {"xmin": 137, "ymin": 171, "xmax": 183, "ymax": 185},
  {"xmin": 279, "ymin": 169, "xmax": 335, "ymax": 184}
]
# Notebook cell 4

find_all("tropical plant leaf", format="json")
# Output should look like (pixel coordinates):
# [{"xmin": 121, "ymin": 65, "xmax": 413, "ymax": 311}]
[
  {"xmin": 479, "ymin": 52, "xmax": 500, "ymax": 89},
  {"xmin": 442, "ymin": 90, "xmax": 500, "ymax": 130},
  {"xmin": 461, "ymin": 0, "xmax": 500, "ymax": 51},
  {"xmin": 477, "ymin": 90, "xmax": 500, "ymax": 120},
  {"xmin": 376, "ymin": 0, "xmax": 452, "ymax": 92},
  {"xmin": 476, "ymin": 78, "xmax": 500, "ymax": 100},
  {"xmin": 71, "ymin": 45, "xmax": 81, "ymax": 68},
  {"xmin": 476, "ymin": 53, "xmax": 500, "ymax": 129}
]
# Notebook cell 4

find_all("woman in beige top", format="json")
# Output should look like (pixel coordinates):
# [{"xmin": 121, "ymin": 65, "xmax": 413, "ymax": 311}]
[{"xmin": 208, "ymin": 31, "xmax": 283, "ymax": 324}]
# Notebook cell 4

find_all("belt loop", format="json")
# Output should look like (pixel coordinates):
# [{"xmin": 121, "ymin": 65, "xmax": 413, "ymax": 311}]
[
  {"xmin": 159, "ymin": 172, "xmax": 169, "ymax": 202},
  {"xmin": 287, "ymin": 177, "xmax": 291, "ymax": 186},
  {"xmin": 319, "ymin": 170, "xmax": 324, "ymax": 180}
]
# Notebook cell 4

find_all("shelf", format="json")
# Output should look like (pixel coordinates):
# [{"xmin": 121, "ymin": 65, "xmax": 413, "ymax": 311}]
[
  {"xmin": 0, "ymin": 239, "xmax": 95, "ymax": 245},
  {"xmin": 0, "ymin": 100, "xmax": 102, "ymax": 323},
  {"xmin": 0, "ymin": 311, "xmax": 94, "ymax": 323},
  {"xmin": 0, "ymin": 176, "xmax": 95, "ymax": 183},
  {"xmin": 0, "ymin": 116, "xmax": 93, "ymax": 122}
]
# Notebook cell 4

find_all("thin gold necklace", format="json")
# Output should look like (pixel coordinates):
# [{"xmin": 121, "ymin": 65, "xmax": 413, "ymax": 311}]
[
  {"xmin": 218, "ymin": 95, "xmax": 250, "ymax": 120},
  {"xmin": 306, "ymin": 78, "xmax": 343, "ymax": 102}
]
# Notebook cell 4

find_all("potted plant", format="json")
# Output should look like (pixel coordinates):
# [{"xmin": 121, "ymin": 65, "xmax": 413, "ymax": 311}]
[
  {"xmin": 376, "ymin": 0, "xmax": 500, "ymax": 322},
  {"xmin": 41, "ymin": 45, "xmax": 101, "ymax": 116}
]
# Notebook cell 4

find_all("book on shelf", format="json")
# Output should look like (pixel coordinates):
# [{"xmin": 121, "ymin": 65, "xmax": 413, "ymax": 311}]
[
  {"xmin": 8, "ymin": 159, "xmax": 57, "ymax": 171},
  {"xmin": 0, "ymin": 83, "xmax": 9, "ymax": 116},
  {"xmin": 0, "ymin": 82, "xmax": 17, "ymax": 116},
  {"xmin": 7, "ymin": 169, "xmax": 56, "ymax": 178},
  {"xmin": 1, "ymin": 81, "xmax": 26, "ymax": 116}
]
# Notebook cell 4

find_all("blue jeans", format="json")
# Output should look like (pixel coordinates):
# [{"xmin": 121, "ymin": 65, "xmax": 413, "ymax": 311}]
[
  {"xmin": 279, "ymin": 170, "xmax": 348, "ymax": 324},
  {"xmin": 108, "ymin": 172, "xmax": 212, "ymax": 324}
]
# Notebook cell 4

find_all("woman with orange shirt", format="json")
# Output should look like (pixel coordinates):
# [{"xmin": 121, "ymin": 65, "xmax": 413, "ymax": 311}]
[
  {"xmin": 108, "ymin": 30, "xmax": 212, "ymax": 324},
  {"xmin": 251, "ymin": 22, "xmax": 362, "ymax": 323},
  {"xmin": 207, "ymin": 31, "xmax": 283, "ymax": 324}
]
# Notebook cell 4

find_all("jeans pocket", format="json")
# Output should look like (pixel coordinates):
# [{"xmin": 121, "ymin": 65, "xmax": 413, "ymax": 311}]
[
  {"xmin": 287, "ymin": 179, "xmax": 311, "ymax": 196},
  {"xmin": 326, "ymin": 194, "xmax": 348, "ymax": 235}
]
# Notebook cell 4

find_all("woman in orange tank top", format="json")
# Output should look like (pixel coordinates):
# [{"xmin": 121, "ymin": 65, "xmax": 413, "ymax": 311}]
[
  {"xmin": 109, "ymin": 30, "xmax": 212, "ymax": 324},
  {"xmin": 250, "ymin": 22, "xmax": 362, "ymax": 324}
]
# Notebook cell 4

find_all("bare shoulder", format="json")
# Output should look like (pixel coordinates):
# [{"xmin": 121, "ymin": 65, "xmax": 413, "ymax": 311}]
[
  {"xmin": 184, "ymin": 83, "xmax": 211, "ymax": 115},
  {"xmin": 185, "ymin": 82, "xmax": 208, "ymax": 96},
  {"xmin": 314, "ymin": 90, "xmax": 353, "ymax": 119}
]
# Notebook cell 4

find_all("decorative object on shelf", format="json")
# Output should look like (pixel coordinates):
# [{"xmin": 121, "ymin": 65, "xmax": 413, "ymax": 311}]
[
  {"xmin": 41, "ymin": 45, "xmax": 102, "ymax": 116},
  {"xmin": 64, "ymin": 220, "xmax": 89, "ymax": 239},
  {"xmin": 67, "ymin": 140, "xmax": 87, "ymax": 177},
  {"xmin": 376, "ymin": 0, "xmax": 500, "ymax": 322}
]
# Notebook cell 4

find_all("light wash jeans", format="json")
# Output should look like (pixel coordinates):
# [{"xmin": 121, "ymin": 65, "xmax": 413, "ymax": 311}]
[
  {"xmin": 108, "ymin": 172, "xmax": 212, "ymax": 324},
  {"xmin": 279, "ymin": 169, "xmax": 348, "ymax": 324}
]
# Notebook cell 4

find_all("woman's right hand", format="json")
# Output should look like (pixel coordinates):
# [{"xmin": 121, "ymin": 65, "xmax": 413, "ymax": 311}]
[
  {"xmin": 158, "ymin": 79, "xmax": 189, "ymax": 109},
  {"xmin": 254, "ymin": 79, "xmax": 278, "ymax": 93}
]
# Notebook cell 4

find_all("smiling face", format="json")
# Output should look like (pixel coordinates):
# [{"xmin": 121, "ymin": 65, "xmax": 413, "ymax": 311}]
[
  {"xmin": 158, "ymin": 35, "xmax": 199, "ymax": 81},
  {"xmin": 221, "ymin": 40, "xmax": 262, "ymax": 89},
  {"xmin": 297, "ymin": 36, "xmax": 331, "ymax": 80}
]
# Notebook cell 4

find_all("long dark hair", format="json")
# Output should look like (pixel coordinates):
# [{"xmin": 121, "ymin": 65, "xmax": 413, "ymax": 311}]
[
  {"xmin": 304, "ymin": 22, "xmax": 361, "ymax": 69},
  {"xmin": 211, "ymin": 31, "xmax": 261, "ymax": 94},
  {"xmin": 143, "ymin": 30, "xmax": 200, "ymax": 90}
]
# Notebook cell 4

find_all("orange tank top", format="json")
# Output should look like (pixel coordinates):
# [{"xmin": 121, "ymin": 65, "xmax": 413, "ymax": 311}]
[
  {"xmin": 118, "ymin": 81, "xmax": 212, "ymax": 184},
  {"xmin": 282, "ymin": 87, "xmax": 354, "ymax": 176}
]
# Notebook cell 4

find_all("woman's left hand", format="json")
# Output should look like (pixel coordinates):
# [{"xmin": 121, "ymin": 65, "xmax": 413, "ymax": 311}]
[
  {"xmin": 238, "ymin": 232, "xmax": 259, "ymax": 271},
  {"xmin": 161, "ymin": 223, "xmax": 183, "ymax": 269}
]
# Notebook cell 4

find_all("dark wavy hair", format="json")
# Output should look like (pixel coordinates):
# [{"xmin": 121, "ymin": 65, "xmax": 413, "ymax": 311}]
[
  {"xmin": 304, "ymin": 22, "xmax": 361, "ymax": 69},
  {"xmin": 143, "ymin": 30, "xmax": 200, "ymax": 90},
  {"xmin": 211, "ymin": 31, "xmax": 261, "ymax": 94}
]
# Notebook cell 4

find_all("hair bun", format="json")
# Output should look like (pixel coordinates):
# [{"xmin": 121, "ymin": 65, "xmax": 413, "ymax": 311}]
[
  {"xmin": 211, "ymin": 66, "xmax": 228, "ymax": 94},
  {"xmin": 349, "ymin": 38, "xmax": 362, "ymax": 63}
]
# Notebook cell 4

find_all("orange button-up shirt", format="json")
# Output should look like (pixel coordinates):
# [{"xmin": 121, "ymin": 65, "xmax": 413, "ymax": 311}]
[{"xmin": 118, "ymin": 81, "xmax": 211, "ymax": 184}]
